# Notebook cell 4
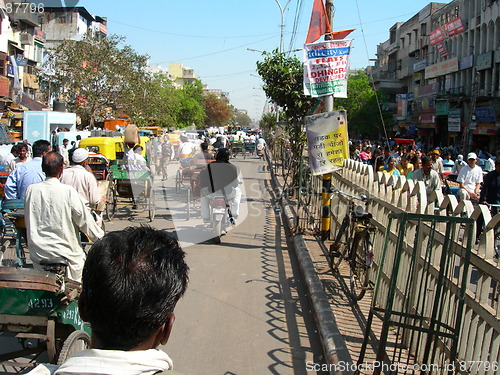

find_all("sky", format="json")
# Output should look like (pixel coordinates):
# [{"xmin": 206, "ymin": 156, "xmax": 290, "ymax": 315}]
[{"xmin": 59, "ymin": 0, "xmax": 447, "ymax": 122}]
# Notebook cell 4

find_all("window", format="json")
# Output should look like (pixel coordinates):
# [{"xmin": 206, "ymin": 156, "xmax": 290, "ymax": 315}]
[{"xmin": 421, "ymin": 23, "xmax": 427, "ymax": 36}]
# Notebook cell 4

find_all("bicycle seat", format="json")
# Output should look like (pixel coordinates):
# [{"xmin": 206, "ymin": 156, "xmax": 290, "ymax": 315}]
[{"xmin": 353, "ymin": 205, "xmax": 372, "ymax": 219}]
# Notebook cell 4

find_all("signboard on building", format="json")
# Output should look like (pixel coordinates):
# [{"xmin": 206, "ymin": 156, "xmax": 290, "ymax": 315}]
[
  {"xmin": 436, "ymin": 41, "xmax": 449, "ymax": 58},
  {"xmin": 448, "ymin": 108, "xmax": 461, "ymax": 132},
  {"xmin": 397, "ymin": 94, "xmax": 407, "ymax": 117},
  {"xmin": 303, "ymin": 40, "xmax": 352, "ymax": 98},
  {"xmin": 460, "ymin": 55, "xmax": 473, "ymax": 70},
  {"xmin": 414, "ymin": 59, "xmax": 427, "ymax": 72},
  {"xmin": 475, "ymin": 107, "xmax": 496, "ymax": 123},
  {"xmin": 476, "ymin": 52, "xmax": 493, "ymax": 71},
  {"xmin": 435, "ymin": 100, "xmax": 448, "ymax": 116},
  {"xmin": 425, "ymin": 58, "xmax": 458, "ymax": 79},
  {"xmin": 429, "ymin": 27, "xmax": 446, "ymax": 45},
  {"xmin": 445, "ymin": 18, "xmax": 465, "ymax": 37}
]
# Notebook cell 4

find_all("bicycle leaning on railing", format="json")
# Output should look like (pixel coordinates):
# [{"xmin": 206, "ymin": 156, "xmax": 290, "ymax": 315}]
[{"xmin": 328, "ymin": 188, "xmax": 375, "ymax": 301}]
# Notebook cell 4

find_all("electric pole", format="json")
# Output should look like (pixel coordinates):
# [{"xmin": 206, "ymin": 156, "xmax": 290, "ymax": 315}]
[{"xmin": 320, "ymin": 0, "xmax": 335, "ymax": 241}]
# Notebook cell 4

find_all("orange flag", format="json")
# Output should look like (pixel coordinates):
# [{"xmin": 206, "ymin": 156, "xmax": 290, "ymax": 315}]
[
  {"xmin": 305, "ymin": 0, "xmax": 331, "ymax": 44},
  {"xmin": 329, "ymin": 28, "xmax": 356, "ymax": 40}
]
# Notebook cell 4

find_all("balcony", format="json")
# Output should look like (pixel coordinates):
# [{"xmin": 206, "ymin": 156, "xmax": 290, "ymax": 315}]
[
  {"xmin": 371, "ymin": 70, "xmax": 405, "ymax": 93},
  {"xmin": 10, "ymin": 6, "xmax": 40, "ymax": 27},
  {"xmin": 20, "ymin": 32, "xmax": 34, "ymax": 45}
]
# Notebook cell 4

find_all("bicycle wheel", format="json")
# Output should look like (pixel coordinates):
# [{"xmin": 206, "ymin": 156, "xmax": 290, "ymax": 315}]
[
  {"xmin": 349, "ymin": 233, "xmax": 371, "ymax": 301},
  {"xmin": 329, "ymin": 216, "xmax": 350, "ymax": 270},
  {"xmin": 57, "ymin": 330, "xmax": 91, "ymax": 365}
]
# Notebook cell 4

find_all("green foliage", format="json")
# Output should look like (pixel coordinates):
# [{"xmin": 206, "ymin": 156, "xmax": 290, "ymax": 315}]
[
  {"xmin": 175, "ymin": 81, "xmax": 205, "ymax": 129},
  {"xmin": 40, "ymin": 34, "xmax": 149, "ymax": 128},
  {"xmin": 256, "ymin": 49, "xmax": 317, "ymax": 124},
  {"xmin": 334, "ymin": 71, "xmax": 390, "ymax": 137},
  {"xmin": 234, "ymin": 111, "xmax": 252, "ymax": 127},
  {"xmin": 259, "ymin": 113, "xmax": 277, "ymax": 133}
]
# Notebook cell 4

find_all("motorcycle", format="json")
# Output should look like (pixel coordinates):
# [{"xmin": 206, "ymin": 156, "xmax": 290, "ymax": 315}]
[
  {"xmin": 256, "ymin": 144, "xmax": 265, "ymax": 159},
  {"xmin": 209, "ymin": 194, "xmax": 235, "ymax": 244}
]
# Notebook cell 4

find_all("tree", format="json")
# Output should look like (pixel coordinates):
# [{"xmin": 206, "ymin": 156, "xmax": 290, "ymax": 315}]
[
  {"xmin": 175, "ymin": 81, "xmax": 206, "ymax": 129},
  {"xmin": 203, "ymin": 93, "xmax": 232, "ymax": 128},
  {"xmin": 235, "ymin": 111, "xmax": 252, "ymax": 127},
  {"xmin": 256, "ymin": 49, "xmax": 318, "ymax": 166},
  {"xmin": 333, "ymin": 71, "xmax": 390, "ymax": 138},
  {"xmin": 40, "ymin": 34, "xmax": 149, "ymax": 129}
]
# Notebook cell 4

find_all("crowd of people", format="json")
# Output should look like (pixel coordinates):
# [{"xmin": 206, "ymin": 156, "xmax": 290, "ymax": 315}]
[{"xmin": 348, "ymin": 139, "xmax": 499, "ymax": 212}]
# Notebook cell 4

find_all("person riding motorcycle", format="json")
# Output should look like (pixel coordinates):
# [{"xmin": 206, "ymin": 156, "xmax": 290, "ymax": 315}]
[{"xmin": 198, "ymin": 148, "xmax": 242, "ymax": 222}]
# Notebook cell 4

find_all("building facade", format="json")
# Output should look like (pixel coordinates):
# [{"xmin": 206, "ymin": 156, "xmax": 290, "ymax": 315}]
[{"xmin": 372, "ymin": 0, "xmax": 500, "ymax": 153}]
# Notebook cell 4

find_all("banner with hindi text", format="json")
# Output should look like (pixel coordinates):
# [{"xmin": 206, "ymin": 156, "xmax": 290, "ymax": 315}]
[
  {"xmin": 305, "ymin": 110, "xmax": 348, "ymax": 175},
  {"xmin": 303, "ymin": 39, "xmax": 352, "ymax": 98}
]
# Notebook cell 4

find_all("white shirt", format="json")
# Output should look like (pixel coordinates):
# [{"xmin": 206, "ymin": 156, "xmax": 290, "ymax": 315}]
[
  {"xmin": 26, "ymin": 348, "xmax": 173, "ymax": 375},
  {"xmin": 457, "ymin": 164, "xmax": 483, "ymax": 192},
  {"xmin": 60, "ymin": 165, "xmax": 100, "ymax": 207},
  {"xmin": 2, "ymin": 152, "xmax": 16, "ymax": 165},
  {"xmin": 124, "ymin": 151, "xmax": 150, "ymax": 171},
  {"xmin": 60, "ymin": 144, "xmax": 70, "ymax": 165},
  {"xmin": 25, "ymin": 178, "xmax": 104, "ymax": 282},
  {"xmin": 178, "ymin": 141, "xmax": 196, "ymax": 158}
]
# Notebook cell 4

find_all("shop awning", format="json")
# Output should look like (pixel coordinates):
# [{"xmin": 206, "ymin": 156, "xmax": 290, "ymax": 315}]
[{"xmin": 20, "ymin": 94, "xmax": 46, "ymax": 111}]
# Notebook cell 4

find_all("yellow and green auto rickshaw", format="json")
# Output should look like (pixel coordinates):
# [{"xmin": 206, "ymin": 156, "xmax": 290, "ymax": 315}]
[{"xmin": 78, "ymin": 136, "xmax": 149, "ymax": 162}]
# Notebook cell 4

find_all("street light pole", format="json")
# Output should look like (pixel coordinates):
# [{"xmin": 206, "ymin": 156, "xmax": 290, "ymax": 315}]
[{"xmin": 274, "ymin": 0, "xmax": 291, "ymax": 53}]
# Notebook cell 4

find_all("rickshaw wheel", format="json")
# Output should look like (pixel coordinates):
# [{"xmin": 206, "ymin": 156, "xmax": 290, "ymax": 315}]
[
  {"xmin": 186, "ymin": 187, "xmax": 191, "ymax": 221},
  {"xmin": 147, "ymin": 186, "xmax": 155, "ymax": 222},
  {"xmin": 57, "ymin": 330, "xmax": 91, "ymax": 365},
  {"xmin": 105, "ymin": 184, "xmax": 114, "ymax": 221},
  {"xmin": 111, "ymin": 189, "xmax": 118, "ymax": 218},
  {"xmin": 175, "ymin": 170, "xmax": 182, "ymax": 194}
]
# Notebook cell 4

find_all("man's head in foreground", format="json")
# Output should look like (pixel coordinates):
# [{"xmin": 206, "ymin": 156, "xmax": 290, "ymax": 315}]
[{"xmin": 79, "ymin": 226, "xmax": 189, "ymax": 351}]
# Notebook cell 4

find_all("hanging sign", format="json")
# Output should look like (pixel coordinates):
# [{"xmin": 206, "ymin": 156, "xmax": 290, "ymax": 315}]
[
  {"xmin": 305, "ymin": 110, "xmax": 349, "ymax": 175},
  {"xmin": 303, "ymin": 39, "xmax": 352, "ymax": 98}
]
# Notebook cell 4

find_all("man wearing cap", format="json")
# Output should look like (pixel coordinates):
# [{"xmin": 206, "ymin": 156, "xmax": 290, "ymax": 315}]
[
  {"xmin": 453, "ymin": 154, "xmax": 467, "ymax": 174},
  {"xmin": 457, "ymin": 152, "xmax": 483, "ymax": 201},
  {"xmin": 428, "ymin": 149, "xmax": 444, "ymax": 181},
  {"xmin": 60, "ymin": 148, "xmax": 100, "ymax": 208}
]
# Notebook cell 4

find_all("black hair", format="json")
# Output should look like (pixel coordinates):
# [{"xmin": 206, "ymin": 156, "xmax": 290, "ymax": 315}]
[
  {"xmin": 200, "ymin": 142, "xmax": 209, "ymax": 151},
  {"xmin": 11, "ymin": 144, "xmax": 19, "ymax": 153},
  {"xmin": 81, "ymin": 226, "xmax": 189, "ymax": 350},
  {"xmin": 421, "ymin": 155, "xmax": 431, "ymax": 166},
  {"xmin": 32, "ymin": 139, "xmax": 51, "ymax": 157},
  {"xmin": 42, "ymin": 152, "xmax": 63, "ymax": 177},
  {"xmin": 216, "ymin": 147, "xmax": 230, "ymax": 162}
]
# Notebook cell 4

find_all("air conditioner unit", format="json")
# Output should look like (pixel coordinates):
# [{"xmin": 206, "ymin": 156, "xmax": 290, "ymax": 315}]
[{"xmin": 20, "ymin": 33, "xmax": 34, "ymax": 45}]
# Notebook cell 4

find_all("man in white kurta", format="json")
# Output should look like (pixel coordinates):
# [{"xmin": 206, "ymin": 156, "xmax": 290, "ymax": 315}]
[
  {"xmin": 25, "ymin": 152, "xmax": 104, "ymax": 282},
  {"xmin": 60, "ymin": 148, "xmax": 100, "ymax": 207}
]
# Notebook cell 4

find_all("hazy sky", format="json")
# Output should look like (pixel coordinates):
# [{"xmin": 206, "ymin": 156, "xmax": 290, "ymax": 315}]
[{"xmin": 63, "ymin": 0, "xmax": 443, "ymax": 122}]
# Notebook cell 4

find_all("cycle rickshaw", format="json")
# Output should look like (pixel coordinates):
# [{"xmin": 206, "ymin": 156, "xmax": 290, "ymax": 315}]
[
  {"xmin": 0, "ymin": 267, "xmax": 91, "ymax": 369},
  {"xmin": 230, "ymin": 141, "xmax": 244, "ymax": 158},
  {"xmin": 107, "ymin": 160, "xmax": 155, "ymax": 222},
  {"xmin": 175, "ymin": 158, "xmax": 215, "ymax": 220}
]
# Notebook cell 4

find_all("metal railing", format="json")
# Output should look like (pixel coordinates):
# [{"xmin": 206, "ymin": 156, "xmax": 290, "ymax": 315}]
[{"xmin": 284, "ymin": 154, "xmax": 499, "ymax": 372}]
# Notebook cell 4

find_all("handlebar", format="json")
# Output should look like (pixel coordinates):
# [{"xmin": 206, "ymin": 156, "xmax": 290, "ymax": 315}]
[{"xmin": 329, "ymin": 188, "xmax": 368, "ymax": 203}]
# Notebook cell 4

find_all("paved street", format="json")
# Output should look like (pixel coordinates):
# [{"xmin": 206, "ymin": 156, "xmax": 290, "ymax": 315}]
[{"xmin": 0, "ymin": 154, "xmax": 326, "ymax": 375}]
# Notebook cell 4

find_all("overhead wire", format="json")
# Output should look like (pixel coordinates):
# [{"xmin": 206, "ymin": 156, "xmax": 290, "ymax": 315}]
[
  {"xmin": 288, "ymin": 0, "xmax": 304, "ymax": 53},
  {"xmin": 354, "ymin": 0, "xmax": 390, "ymax": 147}
]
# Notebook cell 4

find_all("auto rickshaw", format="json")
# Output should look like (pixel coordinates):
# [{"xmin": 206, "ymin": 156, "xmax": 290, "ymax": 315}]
[{"xmin": 78, "ymin": 136, "xmax": 149, "ymax": 162}]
